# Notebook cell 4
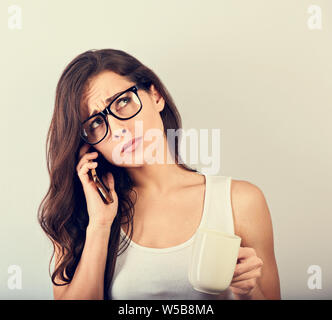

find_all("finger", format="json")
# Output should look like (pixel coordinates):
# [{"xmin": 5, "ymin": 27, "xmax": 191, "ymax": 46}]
[
  {"xmin": 77, "ymin": 160, "xmax": 98, "ymax": 186},
  {"xmin": 232, "ymin": 267, "xmax": 261, "ymax": 283},
  {"xmin": 230, "ymin": 278, "xmax": 256, "ymax": 291},
  {"xmin": 229, "ymin": 282, "xmax": 255, "ymax": 295},
  {"xmin": 237, "ymin": 247, "xmax": 256, "ymax": 261},
  {"xmin": 78, "ymin": 143, "xmax": 91, "ymax": 159},
  {"xmin": 229, "ymin": 285, "xmax": 246, "ymax": 295},
  {"xmin": 233, "ymin": 255, "xmax": 263, "ymax": 277},
  {"xmin": 76, "ymin": 152, "xmax": 98, "ymax": 172}
]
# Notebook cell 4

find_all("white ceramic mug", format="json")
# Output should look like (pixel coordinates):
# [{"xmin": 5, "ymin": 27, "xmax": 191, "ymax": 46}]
[{"xmin": 188, "ymin": 227, "xmax": 242, "ymax": 294}]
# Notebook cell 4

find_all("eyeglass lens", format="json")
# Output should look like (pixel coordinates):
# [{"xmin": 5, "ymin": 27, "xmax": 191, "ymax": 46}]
[{"xmin": 81, "ymin": 89, "xmax": 141, "ymax": 144}]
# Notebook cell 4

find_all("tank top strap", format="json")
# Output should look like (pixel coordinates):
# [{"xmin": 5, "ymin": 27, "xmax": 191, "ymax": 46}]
[{"xmin": 200, "ymin": 175, "xmax": 234, "ymax": 235}]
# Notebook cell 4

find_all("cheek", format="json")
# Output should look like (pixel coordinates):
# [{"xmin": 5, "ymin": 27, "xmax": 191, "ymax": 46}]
[
  {"xmin": 137, "ymin": 107, "xmax": 164, "ymax": 134},
  {"xmin": 137, "ymin": 108, "xmax": 165, "ymax": 150},
  {"xmin": 94, "ymin": 106, "xmax": 165, "ymax": 164}
]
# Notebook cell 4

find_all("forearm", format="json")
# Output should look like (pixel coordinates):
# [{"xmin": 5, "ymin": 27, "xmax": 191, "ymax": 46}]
[{"xmin": 58, "ymin": 224, "xmax": 111, "ymax": 300}]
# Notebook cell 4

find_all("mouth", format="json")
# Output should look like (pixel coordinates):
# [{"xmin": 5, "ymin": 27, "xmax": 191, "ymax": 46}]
[{"xmin": 121, "ymin": 136, "xmax": 143, "ymax": 153}]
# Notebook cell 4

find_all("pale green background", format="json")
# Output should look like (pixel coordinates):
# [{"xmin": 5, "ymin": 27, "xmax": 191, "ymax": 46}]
[{"xmin": 0, "ymin": 0, "xmax": 331, "ymax": 299}]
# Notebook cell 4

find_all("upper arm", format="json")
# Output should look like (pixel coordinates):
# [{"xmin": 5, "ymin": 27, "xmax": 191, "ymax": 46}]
[{"xmin": 230, "ymin": 179, "xmax": 281, "ymax": 300}]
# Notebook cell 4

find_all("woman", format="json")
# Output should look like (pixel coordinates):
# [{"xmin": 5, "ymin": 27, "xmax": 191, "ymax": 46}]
[{"xmin": 38, "ymin": 49, "xmax": 281, "ymax": 300}]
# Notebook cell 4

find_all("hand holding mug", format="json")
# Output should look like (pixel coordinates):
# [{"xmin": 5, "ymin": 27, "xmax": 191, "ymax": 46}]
[{"xmin": 229, "ymin": 247, "xmax": 264, "ymax": 297}]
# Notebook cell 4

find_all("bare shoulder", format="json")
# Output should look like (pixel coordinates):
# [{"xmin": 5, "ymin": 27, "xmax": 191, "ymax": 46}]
[
  {"xmin": 230, "ymin": 179, "xmax": 271, "ymax": 246},
  {"xmin": 229, "ymin": 178, "xmax": 281, "ymax": 299}
]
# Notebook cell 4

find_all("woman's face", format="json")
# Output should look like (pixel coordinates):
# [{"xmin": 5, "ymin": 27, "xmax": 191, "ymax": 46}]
[{"xmin": 80, "ymin": 70, "xmax": 166, "ymax": 167}]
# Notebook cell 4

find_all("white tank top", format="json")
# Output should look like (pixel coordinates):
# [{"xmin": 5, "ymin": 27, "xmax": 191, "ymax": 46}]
[{"xmin": 109, "ymin": 173, "xmax": 235, "ymax": 300}]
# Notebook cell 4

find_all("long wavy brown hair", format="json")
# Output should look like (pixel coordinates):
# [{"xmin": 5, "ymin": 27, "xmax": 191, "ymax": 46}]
[{"xmin": 37, "ymin": 48, "xmax": 198, "ymax": 299}]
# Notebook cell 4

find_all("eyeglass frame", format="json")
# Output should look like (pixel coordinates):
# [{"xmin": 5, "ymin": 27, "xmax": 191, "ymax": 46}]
[{"xmin": 80, "ymin": 84, "xmax": 144, "ymax": 145}]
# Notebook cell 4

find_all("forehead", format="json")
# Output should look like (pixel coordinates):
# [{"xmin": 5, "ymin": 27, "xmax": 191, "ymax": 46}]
[{"xmin": 80, "ymin": 71, "xmax": 134, "ymax": 121}]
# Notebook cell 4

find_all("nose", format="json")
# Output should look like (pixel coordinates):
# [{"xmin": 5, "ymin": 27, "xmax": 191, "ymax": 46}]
[{"xmin": 106, "ymin": 115, "xmax": 128, "ymax": 140}]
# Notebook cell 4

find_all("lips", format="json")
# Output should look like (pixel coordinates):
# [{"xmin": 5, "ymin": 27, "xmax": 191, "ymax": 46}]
[{"xmin": 121, "ymin": 136, "xmax": 143, "ymax": 153}]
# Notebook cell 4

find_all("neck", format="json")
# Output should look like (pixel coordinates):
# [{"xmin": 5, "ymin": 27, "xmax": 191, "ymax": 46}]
[{"xmin": 125, "ymin": 136, "xmax": 194, "ymax": 195}]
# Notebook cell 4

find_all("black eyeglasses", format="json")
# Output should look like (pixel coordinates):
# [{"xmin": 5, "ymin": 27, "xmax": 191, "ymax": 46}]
[{"xmin": 80, "ymin": 84, "xmax": 143, "ymax": 145}]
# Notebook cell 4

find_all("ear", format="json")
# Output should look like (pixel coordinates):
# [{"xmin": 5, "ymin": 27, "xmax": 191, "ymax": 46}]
[{"xmin": 150, "ymin": 84, "xmax": 165, "ymax": 112}]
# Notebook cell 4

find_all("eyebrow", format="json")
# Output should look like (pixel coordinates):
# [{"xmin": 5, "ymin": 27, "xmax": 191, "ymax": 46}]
[{"xmin": 88, "ymin": 90, "xmax": 123, "ymax": 117}]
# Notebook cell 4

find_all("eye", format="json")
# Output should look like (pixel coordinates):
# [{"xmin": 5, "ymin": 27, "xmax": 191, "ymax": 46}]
[
  {"xmin": 90, "ymin": 116, "xmax": 103, "ymax": 130},
  {"xmin": 116, "ymin": 97, "xmax": 131, "ymax": 109}
]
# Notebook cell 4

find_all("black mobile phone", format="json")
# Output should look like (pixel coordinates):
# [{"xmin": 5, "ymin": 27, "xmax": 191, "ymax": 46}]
[{"xmin": 87, "ymin": 147, "xmax": 114, "ymax": 204}]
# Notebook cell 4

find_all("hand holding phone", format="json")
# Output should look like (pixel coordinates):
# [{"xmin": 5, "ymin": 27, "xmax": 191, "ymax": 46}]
[{"xmin": 76, "ymin": 144, "xmax": 118, "ymax": 227}]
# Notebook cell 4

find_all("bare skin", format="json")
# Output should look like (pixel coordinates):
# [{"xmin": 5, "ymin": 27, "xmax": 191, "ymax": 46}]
[{"xmin": 121, "ymin": 171, "xmax": 207, "ymax": 248}]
